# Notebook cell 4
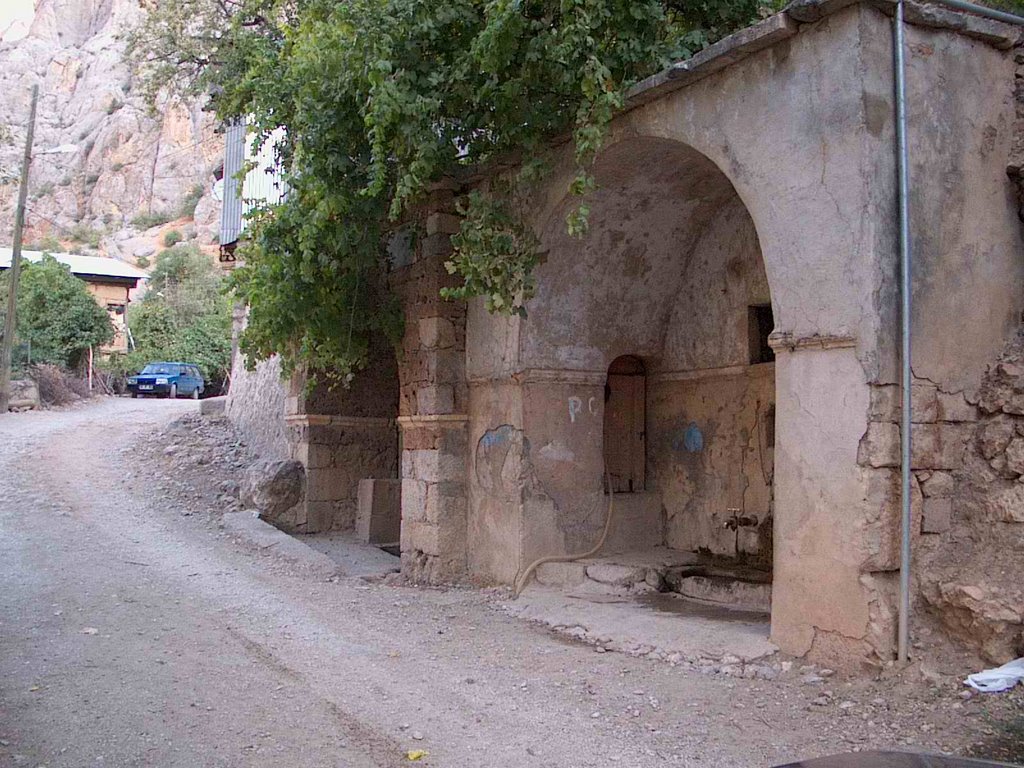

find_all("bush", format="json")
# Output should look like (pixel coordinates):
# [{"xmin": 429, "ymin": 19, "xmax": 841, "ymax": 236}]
[
  {"xmin": 131, "ymin": 211, "xmax": 172, "ymax": 230},
  {"xmin": 136, "ymin": 255, "xmax": 150, "ymax": 268},
  {"xmin": 69, "ymin": 224, "xmax": 102, "ymax": 248},
  {"xmin": 0, "ymin": 255, "xmax": 113, "ymax": 369},
  {"xmin": 24, "ymin": 235, "xmax": 62, "ymax": 253},
  {"xmin": 163, "ymin": 229, "xmax": 183, "ymax": 247},
  {"xmin": 29, "ymin": 363, "xmax": 89, "ymax": 406},
  {"xmin": 177, "ymin": 184, "xmax": 204, "ymax": 219}
]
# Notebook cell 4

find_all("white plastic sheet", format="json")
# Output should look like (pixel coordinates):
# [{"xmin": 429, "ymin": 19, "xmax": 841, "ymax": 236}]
[{"xmin": 964, "ymin": 657, "xmax": 1024, "ymax": 693}]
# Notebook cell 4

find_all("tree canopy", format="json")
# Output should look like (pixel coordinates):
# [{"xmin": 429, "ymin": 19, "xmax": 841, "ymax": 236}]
[
  {"xmin": 0, "ymin": 255, "xmax": 113, "ymax": 370},
  {"xmin": 129, "ymin": 0, "xmax": 780, "ymax": 383}
]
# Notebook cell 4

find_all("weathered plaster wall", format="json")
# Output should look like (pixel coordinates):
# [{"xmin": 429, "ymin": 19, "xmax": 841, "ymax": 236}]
[
  {"xmin": 225, "ymin": 351, "xmax": 290, "ymax": 462},
  {"xmin": 652, "ymin": 196, "xmax": 774, "ymax": 562},
  {"xmin": 650, "ymin": 366, "xmax": 774, "ymax": 562}
]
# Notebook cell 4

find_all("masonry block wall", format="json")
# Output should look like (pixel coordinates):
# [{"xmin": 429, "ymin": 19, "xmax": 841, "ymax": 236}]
[
  {"xmin": 283, "ymin": 343, "xmax": 399, "ymax": 533},
  {"xmin": 390, "ymin": 185, "xmax": 470, "ymax": 583}
]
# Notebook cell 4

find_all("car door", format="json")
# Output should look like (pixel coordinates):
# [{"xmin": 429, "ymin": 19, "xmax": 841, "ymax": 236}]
[
  {"xmin": 175, "ymin": 365, "xmax": 190, "ymax": 394},
  {"xmin": 190, "ymin": 367, "xmax": 203, "ymax": 394}
]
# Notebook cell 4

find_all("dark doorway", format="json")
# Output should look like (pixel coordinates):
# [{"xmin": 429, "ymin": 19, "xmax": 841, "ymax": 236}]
[{"xmin": 604, "ymin": 355, "xmax": 646, "ymax": 493}]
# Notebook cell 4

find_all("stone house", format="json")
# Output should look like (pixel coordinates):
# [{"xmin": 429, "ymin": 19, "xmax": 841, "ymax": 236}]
[
  {"xmin": 0, "ymin": 248, "xmax": 146, "ymax": 353},
  {"xmin": 227, "ymin": 0, "xmax": 1024, "ymax": 667}
]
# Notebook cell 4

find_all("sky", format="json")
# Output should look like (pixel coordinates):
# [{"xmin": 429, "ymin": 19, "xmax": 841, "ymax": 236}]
[{"xmin": 0, "ymin": 0, "xmax": 35, "ymax": 43}]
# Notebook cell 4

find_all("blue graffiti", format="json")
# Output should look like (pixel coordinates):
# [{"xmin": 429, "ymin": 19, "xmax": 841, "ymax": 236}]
[
  {"xmin": 479, "ymin": 426, "xmax": 513, "ymax": 448},
  {"xmin": 682, "ymin": 422, "xmax": 704, "ymax": 453}
]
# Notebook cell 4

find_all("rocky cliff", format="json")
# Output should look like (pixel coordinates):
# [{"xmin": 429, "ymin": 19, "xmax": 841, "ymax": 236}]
[{"xmin": 0, "ymin": 0, "xmax": 220, "ymax": 263}]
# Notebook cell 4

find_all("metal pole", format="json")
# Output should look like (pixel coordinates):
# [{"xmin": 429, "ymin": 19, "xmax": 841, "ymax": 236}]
[
  {"xmin": 893, "ymin": 0, "xmax": 913, "ymax": 665},
  {"xmin": 0, "ymin": 84, "xmax": 39, "ymax": 414},
  {"xmin": 929, "ymin": 0, "xmax": 1024, "ymax": 25}
]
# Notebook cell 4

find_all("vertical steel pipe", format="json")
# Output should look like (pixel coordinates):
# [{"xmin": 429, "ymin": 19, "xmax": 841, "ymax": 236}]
[{"xmin": 893, "ymin": 0, "xmax": 913, "ymax": 665}]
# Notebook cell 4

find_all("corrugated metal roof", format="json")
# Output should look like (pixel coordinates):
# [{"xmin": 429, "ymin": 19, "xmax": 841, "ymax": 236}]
[{"xmin": 0, "ymin": 248, "xmax": 148, "ymax": 281}]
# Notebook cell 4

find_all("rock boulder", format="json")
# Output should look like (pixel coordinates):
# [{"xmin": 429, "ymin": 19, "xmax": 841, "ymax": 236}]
[{"xmin": 241, "ymin": 460, "xmax": 306, "ymax": 531}]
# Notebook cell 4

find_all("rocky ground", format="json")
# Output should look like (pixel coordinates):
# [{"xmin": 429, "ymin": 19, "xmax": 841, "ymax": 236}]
[{"xmin": 0, "ymin": 398, "xmax": 1022, "ymax": 768}]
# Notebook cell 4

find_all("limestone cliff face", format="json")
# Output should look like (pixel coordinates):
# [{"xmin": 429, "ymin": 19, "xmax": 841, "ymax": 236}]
[{"xmin": 0, "ymin": 0, "xmax": 220, "ymax": 262}]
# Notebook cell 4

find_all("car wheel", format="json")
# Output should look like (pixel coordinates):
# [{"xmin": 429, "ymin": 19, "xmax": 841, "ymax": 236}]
[
  {"xmin": 169, "ymin": 384, "xmax": 177, "ymax": 399},
  {"xmin": 191, "ymin": 387, "xmax": 200, "ymax": 400}
]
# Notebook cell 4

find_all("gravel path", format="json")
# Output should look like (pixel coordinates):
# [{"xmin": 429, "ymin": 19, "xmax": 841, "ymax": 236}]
[{"xmin": 0, "ymin": 398, "xmax": 1020, "ymax": 767}]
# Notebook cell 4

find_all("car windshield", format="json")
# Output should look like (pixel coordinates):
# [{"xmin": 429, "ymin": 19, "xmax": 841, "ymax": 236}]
[{"xmin": 140, "ymin": 364, "xmax": 178, "ymax": 375}]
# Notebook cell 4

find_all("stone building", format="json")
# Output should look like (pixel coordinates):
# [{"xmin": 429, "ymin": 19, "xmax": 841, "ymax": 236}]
[{"xmin": 227, "ymin": 0, "xmax": 1024, "ymax": 667}]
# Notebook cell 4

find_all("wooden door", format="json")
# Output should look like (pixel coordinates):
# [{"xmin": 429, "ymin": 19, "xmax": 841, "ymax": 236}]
[{"xmin": 604, "ymin": 356, "xmax": 645, "ymax": 493}]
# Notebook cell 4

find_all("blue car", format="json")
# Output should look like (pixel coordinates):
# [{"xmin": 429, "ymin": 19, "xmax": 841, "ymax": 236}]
[{"xmin": 126, "ymin": 362, "xmax": 205, "ymax": 399}]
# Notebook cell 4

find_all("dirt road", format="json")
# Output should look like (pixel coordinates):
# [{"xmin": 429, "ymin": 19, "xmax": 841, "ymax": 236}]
[{"xmin": 0, "ymin": 399, "xmax": 1019, "ymax": 767}]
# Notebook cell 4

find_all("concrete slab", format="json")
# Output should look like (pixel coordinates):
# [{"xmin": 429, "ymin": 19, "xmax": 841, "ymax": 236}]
[
  {"xmin": 506, "ymin": 586, "xmax": 776, "ymax": 665},
  {"xmin": 301, "ymin": 530, "xmax": 401, "ymax": 579},
  {"xmin": 222, "ymin": 511, "xmax": 339, "ymax": 578}
]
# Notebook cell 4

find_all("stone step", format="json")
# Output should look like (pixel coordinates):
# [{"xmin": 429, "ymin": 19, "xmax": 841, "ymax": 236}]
[
  {"xmin": 534, "ymin": 560, "xmax": 587, "ymax": 587},
  {"xmin": 667, "ymin": 573, "xmax": 772, "ymax": 612}
]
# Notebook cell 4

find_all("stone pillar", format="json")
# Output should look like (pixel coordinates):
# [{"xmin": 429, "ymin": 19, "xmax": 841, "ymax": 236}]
[
  {"xmin": 391, "ymin": 183, "xmax": 470, "ymax": 582},
  {"xmin": 769, "ymin": 332, "xmax": 902, "ymax": 666}
]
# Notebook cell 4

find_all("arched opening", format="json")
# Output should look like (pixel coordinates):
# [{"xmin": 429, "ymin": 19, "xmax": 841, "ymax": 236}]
[
  {"xmin": 604, "ymin": 355, "xmax": 646, "ymax": 493},
  {"xmin": 512, "ymin": 135, "xmax": 777, "ymax": 623}
]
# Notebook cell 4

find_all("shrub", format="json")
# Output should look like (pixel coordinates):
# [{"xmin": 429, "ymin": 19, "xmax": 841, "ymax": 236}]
[
  {"xmin": 69, "ymin": 224, "xmax": 102, "ymax": 248},
  {"xmin": 130, "ymin": 211, "xmax": 172, "ymax": 230},
  {"xmin": 136, "ymin": 255, "xmax": 150, "ymax": 268},
  {"xmin": 0, "ymin": 254, "xmax": 113, "ymax": 369},
  {"xmin": 106, "ymin": 98, "xmax": 124, "ymax": 115},
  {"xmin": 29, "ymin": 363, "xmax": 88, "ymax": 406},
  {"xmin": 177, "ymin": 184, "xmax": 204, "ymax": 219},
  {"xmin": 32, "ymin": 181, "xmax": 55, "ymax": 199},
  {"xmin": 110, "ymin": 162, "xmax": 124, "ymax": 172},
  {"xmin": 163, "ymin": 229, "xmax": 183, "ymax": 247},
  {"xmin": 24, "ymin": 235, "xmax": 62, "ymax": 253}
]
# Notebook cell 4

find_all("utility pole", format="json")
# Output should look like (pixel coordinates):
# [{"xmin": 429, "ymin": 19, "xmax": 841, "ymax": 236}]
[{"xmin": 0, "ymin": 84, "xmax": 39, "ymax": 414}]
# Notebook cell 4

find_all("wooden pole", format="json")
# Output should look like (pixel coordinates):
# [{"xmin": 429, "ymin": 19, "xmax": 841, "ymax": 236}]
[{"xmin": 0, "ymin": 84, "xmax": 39, "ymax": 413}]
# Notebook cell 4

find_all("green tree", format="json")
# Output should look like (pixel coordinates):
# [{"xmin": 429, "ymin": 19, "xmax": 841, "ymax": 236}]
[
  {"xmin": 128, "ymin": 0, "xmax": 779, "ymax": 384},
  {"xmin": 119, "ymin": 245, "xmax": 233, "ymax": 389},
  {"xmin": 0, "ymin": 255, "xmax": 113, "ymax": 369}
]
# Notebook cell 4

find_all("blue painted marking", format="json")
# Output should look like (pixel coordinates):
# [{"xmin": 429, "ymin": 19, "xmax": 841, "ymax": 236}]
[
  {"xmin": 480, "ymin": 426, "xmax": 512, "ymax": 448},
  {"xmin": 683, "ymin": 423, "xmax": 704, "ymax": 453}
]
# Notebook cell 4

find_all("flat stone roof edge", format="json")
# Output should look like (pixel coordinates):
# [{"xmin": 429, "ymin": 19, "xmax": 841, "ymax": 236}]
[{"xmin": 625, "ymin": 0, "xmax": 1021, "ymax": 110}]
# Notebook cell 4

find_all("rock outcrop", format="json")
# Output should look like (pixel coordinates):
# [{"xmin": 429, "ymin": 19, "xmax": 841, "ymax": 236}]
[{"xmin": 0, "ymin": 0, "xmax": 220, "ymax": 260}]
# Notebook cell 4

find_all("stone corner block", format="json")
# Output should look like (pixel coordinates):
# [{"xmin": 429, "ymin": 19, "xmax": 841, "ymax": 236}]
[
  {"xmin": 858, "ymin": 422, "xmax": 900, "ymax": 468},
  {"xmin": 921, "ymin": 497, "xmax": 952, "ymax": 534}
]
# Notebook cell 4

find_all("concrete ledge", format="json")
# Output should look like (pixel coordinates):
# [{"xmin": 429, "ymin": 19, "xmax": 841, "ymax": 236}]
[
  {"xmin": 900, "ymin": 0, "xmax": 1020, "ymax": 49},
  {"xmin": 786, "ymin": 0, "xmax": 862, "ymax": 23},
  {"xmin": 222, "ymin": 510, "xmax": 340, "ymax": 577},
  {"xmin": 199, "ymin": 396, "xmax": 226, "ymax": 417},
  {"xmin": 626, "ymin": 14, "xmax": 798, "ymax": 110},
  {"xmin": 627, "ymin": 0, "xmax": 1020, "ymax": 113}
]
